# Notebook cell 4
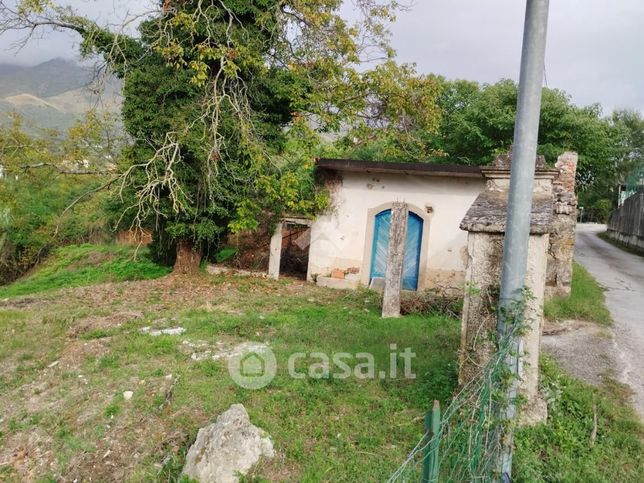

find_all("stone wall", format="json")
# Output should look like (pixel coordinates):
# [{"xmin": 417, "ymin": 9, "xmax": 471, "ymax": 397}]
[
  {"xmin": 545, "ymin": 152, "xmax": 578, "ymax": 298},
  {"xmin": 607, "ymin": 189, "xmax": 644, "ymax": 250}
]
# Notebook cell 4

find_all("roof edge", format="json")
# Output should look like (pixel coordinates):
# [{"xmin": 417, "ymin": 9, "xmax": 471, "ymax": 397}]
[{"xmin": 316, "ymin": 158, "xmax": 483, "ymax": 178}]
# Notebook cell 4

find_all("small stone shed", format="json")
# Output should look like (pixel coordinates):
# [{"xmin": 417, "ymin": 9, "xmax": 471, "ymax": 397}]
[
  {"xmin": 305, "ymin": 159, "xmax": 487, "ymax": 291},
  {"xmin": 268, "ymin": 154, "xmax": 577, "ymax": 298}
]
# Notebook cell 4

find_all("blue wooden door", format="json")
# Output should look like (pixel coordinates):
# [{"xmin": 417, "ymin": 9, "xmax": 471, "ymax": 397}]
[{"xmin": 370, "ymin": 210, "xmax": 423, "ymax": 290}]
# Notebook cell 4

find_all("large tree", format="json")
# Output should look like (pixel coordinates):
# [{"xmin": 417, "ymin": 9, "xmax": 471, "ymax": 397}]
[{"xmin": 1, "ymin": 0, "xmax": 429, "ymax": 272}]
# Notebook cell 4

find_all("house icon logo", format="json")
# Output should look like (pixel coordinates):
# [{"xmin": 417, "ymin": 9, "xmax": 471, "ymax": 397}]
[
  {"xmin": 228, "ymin": 343, "xmax": 277, "ymax": 389},
  {"xmin": 240, "ymin": 352, "xmax": 265, "ymax": 377}
]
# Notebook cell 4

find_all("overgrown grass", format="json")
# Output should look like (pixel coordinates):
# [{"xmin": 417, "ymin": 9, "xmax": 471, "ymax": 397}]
[
  {"xmin": 1, "ymin": 248, "xmax": 637, "ymax": 480},
  {"xmin": 515, "ymin": 357, "xmax": 643, "ymax": 482},
  {"xmin": 544, "ymin": 261, "xmax": 612, "ymax": 325},
  {"xmin": 0, "ymin": 244, "xmax": 171, "ymax": 298},
  {"xmin": 0, "ymin": 270, "xmax": 460, "ymax": 481}
]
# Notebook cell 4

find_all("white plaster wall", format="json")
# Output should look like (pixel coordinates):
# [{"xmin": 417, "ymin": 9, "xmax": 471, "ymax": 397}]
[{"xmin": 307, "ymin": 171, "xmax": 486, "ymax": 289}]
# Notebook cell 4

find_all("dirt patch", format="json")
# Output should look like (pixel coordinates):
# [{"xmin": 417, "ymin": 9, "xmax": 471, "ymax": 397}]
[
  {"xmin": 542, "ymin": 319, "xmax": 617, "ymax": 387},
  {"xmin": 67, "ymin": 311, "xmax": 144, "ymax": 338},
  {"xmin": 0, "ymin": 427, "xmax": 56, "ymax": 481},
  {"xmin": 0, "ymin": 295, "xmax": 51, "ymax": 311},
  {"xmin": 56, "ymin": 339, "xmax": 111, "ymax": 371}
]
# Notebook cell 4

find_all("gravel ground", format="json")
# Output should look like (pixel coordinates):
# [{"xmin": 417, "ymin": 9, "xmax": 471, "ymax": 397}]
[{"xmin": 550, "ymin": 223, "xmax": 644, "ymax": 419}]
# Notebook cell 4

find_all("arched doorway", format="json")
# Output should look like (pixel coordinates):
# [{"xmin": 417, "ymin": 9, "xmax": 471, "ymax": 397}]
[{"xmin": 369, "ymin": 209, "xmax": 424, "ymax": 290}]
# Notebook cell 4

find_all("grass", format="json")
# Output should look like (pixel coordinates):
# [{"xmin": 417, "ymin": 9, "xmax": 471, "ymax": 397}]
[
  {"xmin": 0, "ymin": 245, "xmax": 640, "ymax": 481},
  {"xmin": 0, "ymin": 251, "xmax": 460, "ymax": 481},
  {"xmin": 0, "ymin": 244, "xmax": 171, "ymax": 298},
  {"xmin": 544, "ymin": 261, "xmax": 612, "ymax": 325},
  {"xmin": 515, "ymin": 357, "xmax": 643, "ymax": 482}
]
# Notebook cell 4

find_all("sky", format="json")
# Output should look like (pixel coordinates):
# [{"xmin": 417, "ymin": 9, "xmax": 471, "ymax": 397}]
[{"xmin": 1, "ymin": 0, "xmax": 643, "ymax": 114}]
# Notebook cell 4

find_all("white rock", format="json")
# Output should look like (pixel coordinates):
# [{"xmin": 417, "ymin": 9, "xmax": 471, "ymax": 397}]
[
  {"xmin": 211, "ymin": 341, "xmax": 269, "ymax": 362},
  {"xmin": 123, "ymin": 390, "xmax": 134, "ymax": 401},
  {"xmin": 182, "ymin": 404, "xmax": 274, "ymax": 483},
  {"xmin": 140, "ymin": 327, "xmax": 186, "ymax": 336}
]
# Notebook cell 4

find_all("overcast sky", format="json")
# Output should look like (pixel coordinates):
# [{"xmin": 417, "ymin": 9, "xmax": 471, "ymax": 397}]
[{"xmin": 1, "ymin": 0, "xmax": 643, "ymax": 114}]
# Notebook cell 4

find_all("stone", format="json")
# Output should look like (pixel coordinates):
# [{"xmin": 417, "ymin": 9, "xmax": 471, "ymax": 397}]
[
  {"xmin": 459, "ymin": 151, "xmax": 555, "ymax": 417},
  {"xmin": 140, "ymin": 327, "xmax": 186, "ymax": 336},
  {"xmin": 123, "ymin": 391, "xmax": 134, "ymax": 401},
  {"xmin": 182, "ymin": 404, "xmax": 274, "ymax": 483},
  {"xmin": 382, "ymin": 202, "xmax": 409, "ymax": 318},
  {"xmin": 316, "ymin": 276, "xmax": 359, "ymax": 290},
  {"xmin": 460, "ymin": 191, "xmax": 554, "ymax": 235},
  {"xmin": 345, "ymin": 272, "xmax": 360, "ymax": 281},
  {"xmin": 546, "ymin": 152, "xmax": 578, "ymax": 298}
]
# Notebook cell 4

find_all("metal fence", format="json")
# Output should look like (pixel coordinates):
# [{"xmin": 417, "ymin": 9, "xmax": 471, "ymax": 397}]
[{"xmin": 387, "ymin": 321, "xmax": 522, "ymax": 482}]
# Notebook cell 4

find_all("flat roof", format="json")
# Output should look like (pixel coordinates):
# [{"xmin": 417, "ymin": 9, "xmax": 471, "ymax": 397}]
[{"xmin": 316, "ymin": 158, "xmax": 483, "ymax": 178}]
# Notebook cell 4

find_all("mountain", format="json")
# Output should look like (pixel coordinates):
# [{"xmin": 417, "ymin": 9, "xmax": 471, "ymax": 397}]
[{"xmin": 0, "ymin": 58, "xmax": 121, "ymax": 132}]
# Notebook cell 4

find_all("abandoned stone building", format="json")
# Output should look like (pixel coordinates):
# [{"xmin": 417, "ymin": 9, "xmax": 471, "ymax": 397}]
[{"xmin": 268, "ymin": 153, "xmax": 578, "ymax": 299}]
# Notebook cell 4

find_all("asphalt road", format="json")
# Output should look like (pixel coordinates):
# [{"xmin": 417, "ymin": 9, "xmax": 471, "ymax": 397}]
[{"xmin": 574, "ymin": 224, "xmax": 644, "ymax": 418}]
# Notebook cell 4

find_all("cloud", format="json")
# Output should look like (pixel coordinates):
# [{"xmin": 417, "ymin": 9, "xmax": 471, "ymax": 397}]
[
  {"xmin": 1, "ymin": 0, "xmax": 642, "ymax": 113},
  {"xmin": 385, "ymin": 0, "xmax": 644, "ymax": 113}
]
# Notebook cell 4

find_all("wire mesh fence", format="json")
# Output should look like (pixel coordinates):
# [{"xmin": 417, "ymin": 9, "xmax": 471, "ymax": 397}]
[{"xmin": 388, "ymin": 320, "xmax": 523, "ymax": 482}]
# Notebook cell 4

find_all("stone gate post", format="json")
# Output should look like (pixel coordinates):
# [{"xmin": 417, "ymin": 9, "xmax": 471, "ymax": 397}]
[{"xmin": 458, "ymin": 153, "xmax": 557, "ymax": 423}]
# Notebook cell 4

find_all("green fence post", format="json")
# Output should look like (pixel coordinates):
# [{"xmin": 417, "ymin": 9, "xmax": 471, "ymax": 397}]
[
  {"xmin": 422, "ymin": 400, "xmax": 441, "ymax": 482},
  {"xmin": 429, "ymin": 400, "xmax": 441, "ymax": 481}
]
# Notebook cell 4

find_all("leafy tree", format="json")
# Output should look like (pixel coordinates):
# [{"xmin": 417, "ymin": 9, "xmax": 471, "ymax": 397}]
[
  {"xmin": 0, "ymin": 113, "xmax": 119, "ymax": 282},
  {"xmin": 394, "ymin": 78, "xmax": 620, "ymax": 221},
  {"xmin": 611, "ymin": 109, "xmax": 644, "ymax": 188},
  {"xmin": 335, "ymin": 61, "xmax": 443, "ymax": 161},
  {"xmin": 0, "ymin": 0, "xmax": 422, "ymax": 272}
]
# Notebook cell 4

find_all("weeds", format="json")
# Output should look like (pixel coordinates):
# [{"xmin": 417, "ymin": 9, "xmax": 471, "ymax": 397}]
[
  {"xmin": 514, "ymin": 357, "xmax": 643, "ymax": 482},
  {"xmin": 544, "ymin": 262, "xmax": 612, "ymax": 325}
]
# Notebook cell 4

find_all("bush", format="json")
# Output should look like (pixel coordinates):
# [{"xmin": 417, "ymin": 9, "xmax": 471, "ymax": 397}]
[{"xmin": 514, "ymin": 357, "xmax": 643, "ymax": 482}]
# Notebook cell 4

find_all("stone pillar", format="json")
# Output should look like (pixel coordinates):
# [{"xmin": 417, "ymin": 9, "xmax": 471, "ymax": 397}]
[
  {"xmin": 546, "ymin": 152, "xmax": 578, "ymax": 298},
  {"xmin": 382, "ymin": 202, "xmax": 409, "ymax": 318},
  {"xmin": 459, "ymin": 232, "xmax": 549, "ymax": 408},
  {"xmin": 458, "ymin": 153, "xmax": 556, "ymax": 423},
  {"xmin": 268, "ymin": 222, "xmax": 283, "ymax": 280}
]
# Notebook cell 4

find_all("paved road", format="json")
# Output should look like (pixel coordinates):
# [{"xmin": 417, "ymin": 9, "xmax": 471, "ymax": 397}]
[{"xmin": 575, "ymin": 224, "xmax": 644, "ymax": 418}]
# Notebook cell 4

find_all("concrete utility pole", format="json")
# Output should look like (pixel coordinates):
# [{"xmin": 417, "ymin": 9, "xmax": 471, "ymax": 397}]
[{"xmin": 497, "ymin": 0, "xmax": 550, "ymax": 479}]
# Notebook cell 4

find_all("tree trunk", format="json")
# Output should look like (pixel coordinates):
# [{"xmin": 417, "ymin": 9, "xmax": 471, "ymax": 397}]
[{"xmin": 173, "ymin": 238, "xmax": 202, "ymax": 274}]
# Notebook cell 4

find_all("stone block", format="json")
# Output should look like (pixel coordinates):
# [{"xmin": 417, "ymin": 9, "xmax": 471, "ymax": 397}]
[{"xmin": 316, "ymin": 276, "xmax": 359, "ymax": 290}]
